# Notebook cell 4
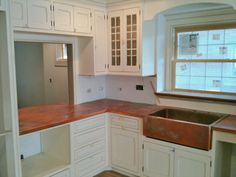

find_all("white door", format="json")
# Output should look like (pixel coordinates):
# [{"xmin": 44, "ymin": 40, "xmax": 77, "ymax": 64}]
[
  {"xmin": 12, "ymin": 0, "xmax": 27, "ymax": 27},
  {"xmin": 111, "ymin": 128, "xmax": 139, "ymax": 173},
  {"xmin": 94, "ymin": 10, "xmax": 107, "ymax": 74},
  {"xmin": 54, "ymin": 2, "xmax": 73, "ymax": 32},
  {"xmin": 123, "ymin": 8, "xmax": 140, "ymax": 72},
  {"xmin": 74, "ymin": 7, "xmax": 91, "ymax": 34},
  {"xmin": 108, "ymin": 10, "xmax": 123, "ymax": 72},
  {"xmin": 28, "ymin": 0, "xmax": 52, "ymax": 30},
  {"xmin": 174, "ymin": 149, "xmax": 211, "ymax": 177},
  {"xmin": 143, "ymin": 141, "xmax": 174, "ymax": 177}
]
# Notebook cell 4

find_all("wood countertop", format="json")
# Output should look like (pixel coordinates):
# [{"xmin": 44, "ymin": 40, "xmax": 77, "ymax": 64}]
[
  {"xmin": 19, "ymin": 99, "xmax": 236, "ymax": 136},
  {"xmin": 212, "ymin": 115, "xmax": 236, "ymax": 134},
  {"xmin": 19, "ymin": 99, "xmax": 161, "ymax": 135}
]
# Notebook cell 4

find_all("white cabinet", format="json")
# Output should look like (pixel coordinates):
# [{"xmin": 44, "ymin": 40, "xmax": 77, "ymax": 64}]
[
  {"xmin": 110, "ymin": 114, "xmax": 141, "ymax": 175},
  {"xmin": 111, "ymin": 128, "xmax": 139, "ymax": 173},
  {"xmin": 27, "ymin": 0, "xmax": 52, "ymax": 30},
  {"xmin": 94, "ymin": 10, "xmax": 107, "ymax": 74},
  {"xmin": 12, "ymin": 0, "xmax": 27, "ymax": 27},
  {"xmin": 108, "ymin": 8, "xmax": 140, "ymax": 73},
  {"xmin": 143, "ymin": 138, "xmax": 211, "ymax": 177},
  {"xmin": 54, "ymin": 2, "xmax": 74, "ymax": 32},
  {"xmin": 143, "ymin": 142, "xmax": 174, "ymax": 177},
  {"xmin": 74, "ymin": 6, "xmax": 92, "ymax": 34},
  {"xmin": 71, "ymin": 115, "xmax": 107, "ymax": 177},
  {"xmin": 174, "ymin": 149, "xmax": 211, "ymax": 177}
]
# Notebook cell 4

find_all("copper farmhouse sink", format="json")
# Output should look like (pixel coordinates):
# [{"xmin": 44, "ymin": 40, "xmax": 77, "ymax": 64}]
[{"xmin": 144, "ymin": 108, "xmax": 227, "ymax": 150}]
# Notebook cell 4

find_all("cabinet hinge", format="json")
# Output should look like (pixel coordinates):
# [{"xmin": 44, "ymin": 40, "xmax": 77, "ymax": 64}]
[
  {"xmin": 210, "ymin": 161, "xmax": 212, "ymax": 167},
  {"xmin": 139, "ymin": 10, "xmax": 141, "ymax": 15},
  {"xmin": 53, "ymin": 21, "xmax": 55, "ymax": 27},
  {"xmin": 90, "ymin": 12, "xmax": 92, "ymax": 18},
  {"xmin": 107, "ymin": 15, "xmax": 108, "ymax": 20},
  {"xmin": 142, "ymin": 144, "xmax": 144, "ymax": 149},
  {"xmin": 107, "ymin": 64, "xmax": 109, "ymax": 68},
  {"xmin": 142, "ymin": 166, "xmax": 144, "ymax": 172},
  {"xmin": 90, "ymin": 26, "xmax": 92, "ymax": 31},
  {"xmin": 53, "ymin": 5, "xmax": 54, "ymax": 11},
  {"xmin": 51, "ymin": 21, "xmax": 53, "ymax": 26},
  {"xmin": 105, "ymin": 64, "xmax": 106, "ymax": 69},
  {"xmin": 139, "ymin": 64, "xmax": 141, "ymax": 70}
]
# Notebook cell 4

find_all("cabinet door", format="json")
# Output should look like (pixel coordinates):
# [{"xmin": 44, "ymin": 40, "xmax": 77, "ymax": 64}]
[
  {"xmin": 94, "ymin": 10, "xmax": 107, "ymax": 74},
  {"xmin": 174, "ymin": 149, "xmax": 211, "ymax": 177},
  {"xmin": 123, "ymin": 8, "xmax": 140, "ymax": 72},
  {"xmin": 0, "ymin": 0, "xmax": 3, "ymax": 10},
  {"xmin": 74, "ymin": 7, "xmax": 91, "ymax": 34},
  {"xmin": 28, "ymin": 0, "xmax": 52, "ymax": 30},
  {"xmin": 108, "ymin": 11, "xmax": 123, "ymax": 72},
  {"xmin": 54, "ymin": 3, "xmax": 73, "ymax": 32},
  {"xmin": 111, "ymin": 128, "xmax": 139, "ymax": 173},
  {"xmin": 12, "ymin": 0, "xmax": 27, "ymax": 27},
  {"xmin": 143, "ymin": 141, "xmax": 174, "ymax": 177}
]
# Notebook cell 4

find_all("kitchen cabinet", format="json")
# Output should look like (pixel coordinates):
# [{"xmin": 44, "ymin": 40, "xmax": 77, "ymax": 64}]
[
  {"xmin": 94, "ymin": 9, "xmax": 108, "ymax": 74},
  {"xmin": 71, "ymin": 114, "xmax": 107, "ymax": 177},
  {"xmin": 143, "ymin": 142, "xmax": 174, "ymax": 177},
  {"xmin": 12, "ymin": 0, "xmax": 27, "ymax": 27},
  {"xmin": 50, "ymin": 169, "xmax": 70, "ymax": 177},
  {"xmin": 110, "ymin": 114, "xmax": 141, "ymax": 175},
  {"xmin": 143, "ymin": 138, "xmax": 211, "ymax": 177},
  {"xmin": 27, "ymin": 0, "xmax": 52, "ymax": 30},
  {"xmin": 54, "ymin": 2, "xmax": 74, "ymax": 32},
  {"xmin": 0, "ymin": 0, "xmax": 3, "ymax": 10},
  {"xmin": 109, "ymin": 8, "xmax": 140, "ymax": 72},
  {"xmin": 74, "ymin": 6, "xmax": 92, "ymax": 34}
]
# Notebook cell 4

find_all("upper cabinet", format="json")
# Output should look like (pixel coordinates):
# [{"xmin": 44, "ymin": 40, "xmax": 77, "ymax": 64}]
[
  {"xmin": 12, "ymin": 0, "xmax": 27, "ymax": 27},
  {"xmin": 74, "ymin": 6, "xmax": 92, "ymax": 34},
  {"xmin": 54, "ymin": 2, "xmax": 74, "ymax": 32},
  {"xmin": 108, "ymin": 8, "xmax": 140, "ymax": 73},
  {"xmin": 11, "ymin": 0, "xmax": 93, "ymax": 36},
  {"xmin": 0, "ymin": 0, "xmax": 5, "ymax": 10},
  {"xmin": 108, "ymin": 7, "xmax": 155, "ymax": 76},
  {"xmin": 27, "ymin": 0, "xmax": 52, "ymax": 30}
]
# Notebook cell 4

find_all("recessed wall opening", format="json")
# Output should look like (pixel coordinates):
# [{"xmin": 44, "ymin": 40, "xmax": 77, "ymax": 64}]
[{"xmin": 14, "ymin": 42, "xmax": 74, "ymax": 108}]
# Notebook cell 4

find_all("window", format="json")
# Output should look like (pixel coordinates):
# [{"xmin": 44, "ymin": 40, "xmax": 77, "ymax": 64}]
[
  {"xmin": 55, "ymin": 44, "xmax": 68, "ymax": 67},
  {"xmin": 174, "ymin": 25, "xmax": 236, "ymax": 94}
]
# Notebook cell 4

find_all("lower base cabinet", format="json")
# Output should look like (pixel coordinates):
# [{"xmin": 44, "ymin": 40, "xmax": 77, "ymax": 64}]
[
  {"xmin": 50, "ymin": 169, "xmax": 70, "ymax": 177},
  {"xmin": 143, "ymin": 138, "xmax": 211, "ymax": 177}
]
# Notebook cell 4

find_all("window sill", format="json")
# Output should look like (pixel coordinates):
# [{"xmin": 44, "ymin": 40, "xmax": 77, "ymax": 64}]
[{"xmin": 155, "ymin": 91, "xmax": 236, "ymax": 104}]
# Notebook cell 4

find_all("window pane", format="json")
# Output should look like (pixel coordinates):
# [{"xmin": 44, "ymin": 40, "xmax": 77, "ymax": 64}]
[
  {"xmin": 208, "ymin": 30, "xmax": 224, "ymax": 45},
  {"xmin": 225, "ymin": 45, "xmax": 236, "ymax": 59},
  {"xmin": 205, "ymin": 77, "xmax": 221, "ymax": 91},
  {"xmin": 176, "ymin": 76, "xmax": 190, "ymax": 89},
  {"xmin": 207, "ymin": 45, "xmax": 225, "ymax": 59},
  {"xmin": 206, "ymin": 63, "xmax": 222, "ymax": 77},
  {"xmin": 190, "ymin": 63, "xmax": 205, "ymax": 76},
  {"xmin": 190, "ymin": 77, "xmax": 205, "ymax": 90},
  {"xmin": 222, "ymin": 78, "xmax": 236, "ymax": 92},
  {"xmin": 222, "ymin": 63, "xmax": 236, "ymax": 77},
  {"xmin": 196, "ymin": 31, "xmax": 208, "ymax": 45},
  {"xmin": 225, "ymin": 29, "xmax": 236, "ymax": 44},
  {"xmin": 176, "ymin": 63, "xmax": 190, "ymax": 76}
]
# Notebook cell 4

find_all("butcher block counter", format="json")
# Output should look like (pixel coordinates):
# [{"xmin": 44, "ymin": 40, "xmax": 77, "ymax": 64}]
[{"xmin": 19, "ymin": 99, "xmax": 236, "ymax": 136}]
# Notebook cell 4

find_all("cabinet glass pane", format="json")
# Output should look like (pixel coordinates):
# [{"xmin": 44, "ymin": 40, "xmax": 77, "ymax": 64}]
[
  {"xmin": 116, "ymin": 41, "xmax": 120, "ymax": 49},
  {"xmin": 127, "ymin": 50, "xmax": 131, "ymax": 55},
  {"xmin": 111, "ymin": 18, "xmax": 115, "ymax": 27},
  {"xmin": 127, "ymin": 40, "xmax": 131, "ymax": 49},
  {"xmin": 111, "ymin": 28, "xmax": 115, "ymax": 33},
  {"xmin": 116, "ymin": 33, "xmax": 120, "ymax": 40},
  {"xmin": 132, "ymin": 32, "xmax": 136, "ymax": 39},
  {"xmin": 132, "ymin": 40, "xmax": 136, "ymax": 48},
  {"xmin": 116, "ymin": 27, "xmax": 120, "ymax": 33},
  {"xmin": 112, "ymin": 42, "xmax": 115, "ymax": 49},
  {"xmin": 127, "ymin": 56, "xmax": 131, "ymax": 66},
  {"xmin": 117, "ymin": 50, "xmax": 120, "ymax": 55},
  {"xmin": 112, "ymin": 57, "xmax": 115, "ymax": 65},
  {"xmin": 132, "ymin": 56, "xmax": 137, "ymax": 66},
  {"xmin": 112, "ymin": 51, "xmax": 115, "ymax": 55},
  {"xmin": 116, "ymin": 17, "xmax": 120, "ymax": 26},
  {"xmin": 127, "ymin": 33, "xmax": 131, "ymax": 39},
  {"xmin": 127, "ymin": 26, "xmax": 131, "ymax": 32},
  {"xmin": 117, "ymin": 57, "xmax": 121, "ymax": 65},
  {"xmin": 112, "ymin": 34, "xmax": 115, "ymax": 40},
  {"xmin": 132, "ymin": 15, "xmax": 137, "ymax": 25},
  {"xmin": 127, "ymin": 15, "xmax": 131, "ymax": 25},
  {"xmin": 132, "ymin": 25, "xmax": 136, "ymax": 31},
  {"xmin": 132, "ymin": 50, "xmax": 136, "ymax": 55}
]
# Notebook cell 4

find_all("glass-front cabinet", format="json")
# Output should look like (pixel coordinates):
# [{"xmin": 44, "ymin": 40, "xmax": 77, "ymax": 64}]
[{"xmin": 108, "ymin": 8, "xmax": 140, "ymax": 73}]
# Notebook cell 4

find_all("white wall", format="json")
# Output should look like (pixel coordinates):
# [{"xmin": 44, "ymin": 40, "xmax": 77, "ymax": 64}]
[
  {"xmin": 15, "ymin": 42, "xmax": 45, "ymax": 108},
  {"xmin": 43, "ymin": 44, "xmax": 69, "ymax": 105},
  {"xmin": 106, "ymin": 75, "xmax": 156, "ymax": 104},
  {"xmin": 78, "ymin": 75, "xmax": 106, "ymax": 103}
]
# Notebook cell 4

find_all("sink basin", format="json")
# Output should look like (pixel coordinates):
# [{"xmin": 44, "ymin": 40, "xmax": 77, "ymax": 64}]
[{"xmin": 144, "ymin": 108, "xmax": 226, "ymax": 150}]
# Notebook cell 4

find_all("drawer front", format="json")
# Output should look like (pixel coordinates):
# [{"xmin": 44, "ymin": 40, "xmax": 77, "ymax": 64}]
[
  {"xmin": 73, "ymin": 128, "xmax": 105, "ymax": 149},
  {"xmin": 72, "ymin": 115, "xmax": 105, "ymax": 134},
  {"xmin": 110, "ymin": 114, "xmax": 139, "ymax": 131},
  {"xmin": 74, "ymin": 140, "xmax": 105, "ymax": 161},
  {"xmin": 50, "ymin": 169, "xmax": 70, "ymax": 177},
  {"xmin": 75, "ymin": 152, "xmax": 106, "ymax": 177}
]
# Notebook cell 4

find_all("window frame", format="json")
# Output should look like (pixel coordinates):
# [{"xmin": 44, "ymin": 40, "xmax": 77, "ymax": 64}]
[
  {"xmin": 172, "ymin": 24, "xmax": 236, "ymax": 95},
  {"xmin": 55, "ymin": 44, "xmax": 68, "ymax": 67}
]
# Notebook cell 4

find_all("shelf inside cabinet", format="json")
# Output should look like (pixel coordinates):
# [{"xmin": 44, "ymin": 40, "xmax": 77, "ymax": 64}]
[{"xmin": 21, "ymin": 125, "xmax": 70, "ymax": 177}]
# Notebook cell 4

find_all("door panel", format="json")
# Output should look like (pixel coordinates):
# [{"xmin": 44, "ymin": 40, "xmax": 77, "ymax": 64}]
[
  {"xmin": 12, "ymin": 0, "xmax": 27, "ymax": 27},
  {"xmin": 74, "ymin": 7, "xmax": 91, "ymax": 34}
]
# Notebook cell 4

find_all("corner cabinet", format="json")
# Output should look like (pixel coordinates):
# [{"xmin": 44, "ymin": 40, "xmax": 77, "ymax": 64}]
[
  {"xmin": 143, "ymin": 138, "xmax": 211, "ymax": 177},
  {"xmin": 108, "ymin": 8, "xmax": 140, "ymax": 73}
]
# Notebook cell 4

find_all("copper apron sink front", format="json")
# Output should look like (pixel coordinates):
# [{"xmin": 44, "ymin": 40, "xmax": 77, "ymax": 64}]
[{"xmin": 144, "ymin": 108, "xmax": 227, "ymax": 150}]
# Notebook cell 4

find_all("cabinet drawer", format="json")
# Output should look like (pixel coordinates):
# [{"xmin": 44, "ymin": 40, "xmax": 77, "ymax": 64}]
[
  {"xmin": 75, "ymin": 152, "xmax": 106, "ymax": 177},
  {"xmin": 74, "ymin": 140, "xmax": 105, "ymax": 161},
  {"xmin": 72, "ymin": 115, "xmax": 105, "ymax": 134},
  {"xmin": 110, "ymin": 115, "xmax": 139, "ymax": 131},
  {"xmin": 50, "ymin": 169, "xmax": 70, "ymax": 177},
  {"xmin": 73, "ymin": 128, "xmax": 105, "ymax": 149}
]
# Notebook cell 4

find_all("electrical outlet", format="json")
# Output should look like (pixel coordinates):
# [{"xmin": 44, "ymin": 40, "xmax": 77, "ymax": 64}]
[{"xmin": 136, "ymin": 85, "xmax": 144, "ymax": 90}]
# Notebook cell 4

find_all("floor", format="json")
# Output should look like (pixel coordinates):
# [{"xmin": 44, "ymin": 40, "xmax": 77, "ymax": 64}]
[{"xmin": 94, "ymin": 171, "xmax": 128, "ymax": 177}]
